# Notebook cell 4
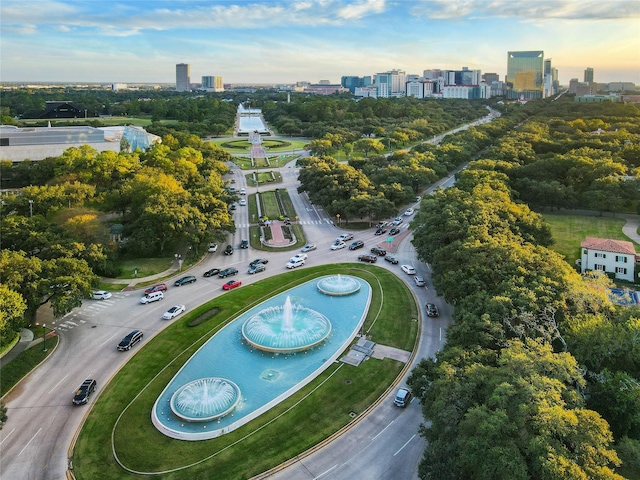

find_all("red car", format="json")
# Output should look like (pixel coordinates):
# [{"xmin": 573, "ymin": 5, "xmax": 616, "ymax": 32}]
[
  {"xmin": 222, "ymin": 280, "xmax": 242, "ymax": 291},
  {"xmin": 144, "ymin": 283, "xmax": 168, "ymax": 295}
]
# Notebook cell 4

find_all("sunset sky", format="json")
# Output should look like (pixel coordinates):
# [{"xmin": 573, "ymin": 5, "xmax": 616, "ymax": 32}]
[{"xmin": 1, "ymin": 0, "xmax": 639, "ymax": 85}]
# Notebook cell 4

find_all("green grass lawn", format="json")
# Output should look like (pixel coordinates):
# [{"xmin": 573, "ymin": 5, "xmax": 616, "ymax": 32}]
[
  {"xmin": 541, "ymin": 212, "xmax": 638, "ymax": 264},
  {"xmin": 71, "ymin": 265, "xmax": 418, "ymax": 479}
]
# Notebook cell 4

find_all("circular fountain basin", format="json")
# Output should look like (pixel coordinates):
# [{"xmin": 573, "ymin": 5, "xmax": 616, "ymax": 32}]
[
  {"xmin": 242, "ymin": 297, "xmax": 331, "ymax": 353},
  {"xmin": 317, "ymin": 274, "xmax": 361, "ymax": 296},
  {"xmin": 170, "ymin": 377, "xmax": 241, "ymax": 422}
]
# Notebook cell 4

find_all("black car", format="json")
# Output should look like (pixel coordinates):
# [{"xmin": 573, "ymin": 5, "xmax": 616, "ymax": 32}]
[
  {"xmin": 384, "ymin": 254, "xmax": 399, "ymax": 264},
  {"xmin": 224, "ymin": 245, "xmax": 234, "ymax": 255},
  {"xmin": 118, "ymin": 330, "xmax": 143, "ymax": 351},
  {"xmin": 249, "ymin": 258, "xmax": 269, "ymax": 267},
  {"xmin": 240, "ymin": 239, "xmax": 249, "ymax": 249},
  {"xmin": 349, "ymin": 240, "xmax": 364, "ymax": 250},
  {"xmin": 72, "ymin": 378, "xmax": 97, "ymax": 405},
  {"xmin": 174, "ymin": 275, "xmax": 196, "ymax": 286},
  {"xmin": 371, "ymin": 247, "xmax": 387, "ymax": 256},
  {"xmin": 358, "ymin": 254, "xmax": 378, "ymax": 263},
  {"xmin": 389, "ymin": 228, "xmax": 401, "ymax": 235},
  {"xmin": 374, "ymin": 228, "xmax": 387, "ymax": 236},
  {"xmin": 203, "ymin": 268, "xmax": 220, "ymax": 278},
  {"xmin": 218, "ymin": 267, "xmax": 238, "ymax": 278},
  {"xmin": 426, "ymin": 303, "xmax": 440, "ymax": 317}
]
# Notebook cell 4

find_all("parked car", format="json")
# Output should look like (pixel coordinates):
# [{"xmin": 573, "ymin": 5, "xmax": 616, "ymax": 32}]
[
  {"xmin": 301, "ymin": 244, "xmax": 317, "ymax": 253},
  {"xmin": 337, "ymin": 233, "xmax": 354, "ymax": 242},
  {"xmin": 384, "ymin": 254, "xmax": 399, "ymax": 264},
  {"xmin": 426, "ymin": 303, "xmax": 440, "ymax": 317},
  {"xmin": 144, "ymin": 283, "xmax": 167, "ymax": 295},
  {"xmin": 248, "ymin": 264, "xmax": 266, "ymax": 274},
  {"xmin": 224, "ymin": 244, "xmax": 234, "ymax": 255},
  {"xmin": 358, "ymin": 254, "xmax": 377, "ymax": 263},
  {"xmin": 218, "ymin": 267, "xmax": 238, "ymax": 278},
  {"xmin": 348, "ymin": 240, "xmax": 364, "ymax": 250},
  {"xmin": 286, "ymin": 258, "xmax": 305, "ymax": 269},
  {"xmin": 223, "ymin": 280, "xmax": 242, "ymax": 290},
  {"xmin": 331, "ymin": 241, "xmax": 346, "ymax": 250},
  {"xmin": 401, "ymin": 265, "xmax": 416, "ymax": 275},
  {"xmin": 117, "ymin": 330, "xmax": 143, "ymax": 351},
  {"xmin": 203, "ymin": 268, "xmax": 220, "ymax": 277},
  {"xmin": 414, "ymin": 276, "xmax": 426, "ymax": 287},
  {"xmin": 249, "ymin": 258, "xmax": 269, "ymax": 267},
  {"xmin": 394, "ymin": 387, "xmax": 412, "ymax": 408},
  {"xmin": 174, "ymin": 275, "xmax": 196, "ymax": 286},
  {"xmin": 404, "ymin": 208, "xmax": 414, "ymax": 216},
  {"xmin": 92, "ymin": 290, "xmax": 112, "ymax": 300},
  {"xmin": 163, "ymin": 305, "xmax": 186, "ymax": 320},
  {"xmin": 374, "ymin": 228, "xmax": 387, "ymax": 236},
  {"xmin": 239, "ymin": 199, "xmax": 247, "ymax": 206},
  {"xmin": 208, "ymin": 243, "xmax": 218, "ymax": 253},
  {"xmin": 140, "ymin": 291, "xmax": 164, "ymax": 304},
  {"xmin": 290, "ymin": 253, "xmax": 308, "ymax": 262},
  {"xmin": 72, "ymin": 378, "xmax": 97, "ymax": 405},
  {"xmin": 389, "ymin": 227, "xmax": 401, "ymax": 235},
  {"xmin": 371, "ymin": 247, "xmax": 387, "ymax": 256},
  {"xmin": 240, "ymin": 239, "xmax": 249, "ymax": 249}
]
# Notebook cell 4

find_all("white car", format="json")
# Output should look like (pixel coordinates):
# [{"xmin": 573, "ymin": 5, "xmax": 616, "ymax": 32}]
[
  {"xmin": 401, "ymin": 265, "xmax": 416, "ymax": 275},
  {"xmin": 301, "ymin": 244, "xmax": 317, "ymax": 253},
  {"xmin": 239, "ymin": 199, "xmax": 247, "ymax": 206},
  {"xmin": 404, "ymin": 208, "xmax": 414, "ymax": 216},
  {"xmin": 208, "ymin": 243, "xmax": 218, "ymax": 253},
  {"xmin": 239, "ymin": 188, "xmax": 246, "ymax": 195},
  {"xmin": 290, "ymin": 253, "xmax": 308, "ymax": 262},
  {"xmin": 92, "ymin": 290, "xmax": 112, "ymax": 300},
  {"xmin": 286, "ymin": 258, "xmax": 305, "ymax": 269},
  {"xmin": 162, "ymin": 305, "xmax": 186, "ymax": 320},
  {"xmin": 336, "ymin": 233, "xmax": 354, "ymax": 242},
  {"xmin": 331, "ymin": 241, "xmax": 346, "ymax": 250},
  {"xmin": 393, "ymin": 217, "xmax": 403, "ymax": 225}
]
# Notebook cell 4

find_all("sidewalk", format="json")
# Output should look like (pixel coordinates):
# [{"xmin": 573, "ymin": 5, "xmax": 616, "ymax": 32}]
[
  {"xmin": 102, "ymin": 258, "xmax": 182, "ymax": 291},
  {"xmin": 0, "ymin": 328, "xmax": 34, "ymax": 368}
]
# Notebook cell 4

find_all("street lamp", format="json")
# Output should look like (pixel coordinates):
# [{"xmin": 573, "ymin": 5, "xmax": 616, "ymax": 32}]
[
  {"xmin": 28, "ymin": 199, "xmax": 33, "ymax": 218},
  {"xmin": 42, "ymin": 324, "xmax": 47, "ymax": 352}
]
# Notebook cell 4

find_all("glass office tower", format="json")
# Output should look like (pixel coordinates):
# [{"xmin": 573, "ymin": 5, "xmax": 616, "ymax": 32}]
[{"xmin": 507, "ymin": 51, "xmax": 544, "ymax": 99}]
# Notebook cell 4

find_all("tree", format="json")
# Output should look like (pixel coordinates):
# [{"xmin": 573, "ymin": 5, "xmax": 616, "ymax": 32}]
[
  {"xmin": 354, "ymin": 138, "xmax": 385, "ymax": 158},
  {"xmin": 0, "ymin": 285, "xmax": 27, "ymax": 346}
]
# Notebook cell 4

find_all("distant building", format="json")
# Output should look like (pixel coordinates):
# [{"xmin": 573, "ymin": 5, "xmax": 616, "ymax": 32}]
[
  {"xmin": 482, "ymin": 72, "xmax": 500, "ymax": 84},
  {"xmin": 574, "ymin": 94, "xmax": 621, "ymax": 103},
  {"xmin": 353, "ymin": 86, "xmax": 377, "ymax": 98},
  {"xmin": 37, "ymin": 101, "xmax": 89, "ymax": 119},
  {"xmin": 581, "ymin": 237, "xmax": 636, "ymax": 282},
  {"xmin": 507, "ymin": 50, "xmax": 545, "ymax": 99},
  {"xmin": 111, "ymin": 83, "xmax": 128, "ymax": 91},
  {"xmin": 303, "ymin": 84, "xmax": 348, "ymax": 95},
  {"xmin": 201, "ymin": 76, "xmax": 224, "ymax": 92},
  {"xmin": 375, "ymin": 69, "xmax": 406, "ymax": 98},
  {"xmin": 176, "ymin": 63, "xmax": 190, "ymax": 92},
  {"xmin": 341, "ymin": 76, "xmax": 372, "ymax": 93},
  {"xmin": 318, "ymin": 80, "xmax": 331, "ymax": 85},
  {"xmin": 584, "ymin": 67, "xmax": 594, "ymax": 83},
  {"xmin": 605, "ymin": 82, "xmax": 637, "ymax": 92}
]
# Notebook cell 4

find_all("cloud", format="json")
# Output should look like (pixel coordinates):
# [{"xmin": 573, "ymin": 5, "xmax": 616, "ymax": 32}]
[
  {"xmin": 410, "ymin": 0, "xmax": 640, "ymax": 21},
  {"xmin": 337, "ymin": 0, "xmax": 387, "ymax": 20}
]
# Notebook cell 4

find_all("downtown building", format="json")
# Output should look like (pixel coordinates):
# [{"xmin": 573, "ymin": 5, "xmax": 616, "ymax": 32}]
[
  {"xmin": 175, "ymin": 63, "xmax": 191, "ymax": 92},
  {"xmin": 506, "ymin": 51, "xmax": 545, "ymax": 99},
  {"xmin": 201, "ymin": 76, "xmax": 224, "ymax": 92}
]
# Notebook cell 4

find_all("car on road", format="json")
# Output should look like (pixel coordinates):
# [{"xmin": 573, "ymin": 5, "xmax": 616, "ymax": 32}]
[
  {"xmin": 394, "ymin": 387, "xmax": 412, "ymax": 408},
  {"xmin": 301, "ymin": 244, "xmax": 317, "ymax": 253},
  {"xmin": 249, "ymin": 258, "xmax": 269, "ymax": 267},
  {"xmin": 414, "ymin": 276, "xmax": 425, "ymax": 287},
  {"xmin": 371, "ymin": 247, "xmax": 387, "ymax": 256},
  {"xmin": 174, "ymin": 275, "xmax": 196, "ymax": 286},
  {"xmin": 389, "ymin": 227, "xmax": 401, "ymax": 235},
  {"xmin": 239, "ymin": 188, "xmax": 246, "ymax": 195},
  {"xmin": 144, "ymin": 283, "xmax": 167, "ymax": 295},
  {"xmin": 72, "ymin": 378, "xmax": 97, "ymax": 405},
  {"xmin": 358, "ymin": 254, "xmax": 377, "ymax": 263},
  {"xmin": 426, "ymin": 303, "xmax": 439, "ymax": 317},
  {"xmin": 248, "ymin": 263, "xmax": 266, "ymax": 274},
  {"xmin": 290, "ymin": 253, "xmax": 308, "ymax": 262},
  {"xmin": 229, "ymin": 204, "xmax": 237, "ymax": 210},
  {"xmin": 222, "ymin": 280, "xmax": 242, "ymax": 290},
  {"xmin": 224, "ymin": 244, "xmax": 234, "ymax": 255},
  {"xmin": 208, "ymin": 243, "xmax": 218, "ymax": 253},
  {"xmin": 393, "ymin": 217, "xmax": 403, "ymax": 225},
  {"xmin": 401, "ymin": 265, "xmax": 416, "ymax": 275},
  {"xmin": 336, "ymin": 233, "xmax": 354, "ymax": 242},
  {"xmin": 239, "ymin": 199, "xmax": 247, "ymax": 206},
  {"xmin": 218, "ymin": 267, "xmax": 238, "ymax": 278},
  {"xmin": 415, "ymin": 195, "xmax": 422, "ymax": 202},
  {"xmin": 92, "ymin": 290, "xmax": 112, "ymax": 300},
  {"xmin": 140, "ymin": 291, "xmax": 164, "ymax": 304},
  {"xmin": 331, "ymin": 241, "xmax": 346, "ymax": 250},
  {"xmin": 240, "ymin": 239, "xmax": 249, "ymax": 249},
  {"xmin": 384, "ymin": 254, "xmax": 399, "ymax": 264},
  {"xmin": 163, "ymin": 305, "xmax": 186, "ymax": 320},
  {"xmin": 117, "ymin": 330, "xmax": 143, "ymax": 351},
  {"xmin": 375, "ymin": 222, "xmax": 385, "ymax": 229},
  {"xmin": 203, "ymin": 268, "xmax": 220, "ymax": 277},
  {"xmin": 404, "ymin": 208, "xmax": 414, "ymax": 216},
  {"xmin": 286, "ymin": 258, "xmax": 305, "ymax": 269},
  {"xmin": 349, "ymin": 240, "xmax": 364, "ymax": 250},
  {"xmin": 374, "ymin": 228, "xmax": 387, "ymax": 236}
]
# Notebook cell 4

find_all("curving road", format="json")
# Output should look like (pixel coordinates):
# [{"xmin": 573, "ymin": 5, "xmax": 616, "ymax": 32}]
[{"xmin": 0, "ymin": 111, "xmax": 495, "ymax": 480}]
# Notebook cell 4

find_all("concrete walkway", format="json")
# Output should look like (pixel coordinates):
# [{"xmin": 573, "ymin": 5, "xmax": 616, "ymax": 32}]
[
  {"xmin": 621, "ymin": 214, "xmax": 640, "ymax": 244},
  {"xmin": 0, "ymin": 328, "xmax": 34, "ymax": 368}
]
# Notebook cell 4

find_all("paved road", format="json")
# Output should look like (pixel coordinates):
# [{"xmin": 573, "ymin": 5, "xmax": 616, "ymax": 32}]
[{"xmin": 0, "ymin": 112, "xmax": 495, "ymax": 480}]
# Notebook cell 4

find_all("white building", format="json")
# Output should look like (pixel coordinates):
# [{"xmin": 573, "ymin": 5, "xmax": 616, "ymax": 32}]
[
  {"xmin": 202, "ymin": 76, "xmax": 224, "ymax": 92},
  {"xmin": 581, "ymin": 237, "xmax": 636, "ymax": 282}
]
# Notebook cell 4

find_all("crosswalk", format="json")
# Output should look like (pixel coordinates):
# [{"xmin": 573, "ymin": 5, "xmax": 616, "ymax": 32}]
[
  {"xmin": 234, "ymin": 219, "xmax": 411, "ymax": 229},
  {"xmin": 51, "ymin": 293, "xmax": 131, "ymax": 331}
]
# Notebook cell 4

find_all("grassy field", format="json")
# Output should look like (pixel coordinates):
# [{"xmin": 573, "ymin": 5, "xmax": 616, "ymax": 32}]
[
  {"xmin": 71, "ymin": 265, "xmax": 418, "ymax": 479},
  {"xmin": 541, "ymin": 212, "xmax": 638, "ymax": 264}
]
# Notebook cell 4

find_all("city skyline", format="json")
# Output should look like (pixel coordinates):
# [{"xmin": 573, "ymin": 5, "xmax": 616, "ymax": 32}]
[{"xmin": 1, "ymin": 0, "xmax": 639, "ymax": 85}]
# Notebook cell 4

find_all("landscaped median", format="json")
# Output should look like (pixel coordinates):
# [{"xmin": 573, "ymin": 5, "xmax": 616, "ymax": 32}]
[{"xmin": 70, "ymin": 264, "xmax": 419, "ymax": 479}]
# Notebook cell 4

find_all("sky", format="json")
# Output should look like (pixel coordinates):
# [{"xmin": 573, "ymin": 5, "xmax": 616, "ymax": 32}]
[{"xmin": 1, "ymin": 0, "xmax": 639, "ymax": 86}]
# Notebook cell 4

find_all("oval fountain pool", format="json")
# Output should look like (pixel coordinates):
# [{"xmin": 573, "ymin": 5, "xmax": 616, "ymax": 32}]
[{"xmin": 152, "ymin": 275, "xmax": 371, "ymax": 440}]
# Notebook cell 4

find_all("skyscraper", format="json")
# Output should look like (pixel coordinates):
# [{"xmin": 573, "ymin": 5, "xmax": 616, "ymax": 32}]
[
  {"xmin": 202, "ymin": 76, "xmax": 224, "ymax": 92},
  {"xmin": 176, "ymin": 63, "xmax": 190, "ymax": 92},
  {"xmin": 584, "ymin": 67, "xmax": 594, "ymax": 83},
  {"xmin": 507, "ymin": 51, "xmax": 544, "ymax": 99}
]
